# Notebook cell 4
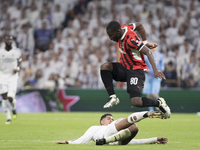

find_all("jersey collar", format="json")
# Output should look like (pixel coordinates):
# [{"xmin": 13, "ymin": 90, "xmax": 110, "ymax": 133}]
[{"xmin": 120, "ymin": 26, "xmax": 127, "ymax": 40}]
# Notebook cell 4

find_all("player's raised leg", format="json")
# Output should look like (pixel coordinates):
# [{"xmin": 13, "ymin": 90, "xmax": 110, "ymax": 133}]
[
  {"xmin": 131, "ymin": 96, "xmax": 171, "ymax": 119},
  {"xmin": 100, "ymin": 62, "xmax": 120, "ymax": 108},
  {"xmin": 10, "ymin": 98, "xmax": 17, "ymax": 119},
  {"xmin": 158, "ymin": 97, "xmax": 171, "ymax": 119},
  {"xmin": 96, "ymin": 111, "xmax": 165, "ymax": 145}
]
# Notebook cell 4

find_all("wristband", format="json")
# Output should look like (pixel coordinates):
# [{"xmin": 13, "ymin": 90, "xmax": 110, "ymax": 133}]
[
  {"xmin": 16, "ymin": 67, "xmax": 20, "ymax": 71},
  {"xmin": 143, "ymin": 40, "xmax": 148, "ymax": 45}
]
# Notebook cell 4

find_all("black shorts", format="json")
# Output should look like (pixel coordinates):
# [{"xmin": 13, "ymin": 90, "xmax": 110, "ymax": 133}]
[{"xmin": 111, "ymin": 63, "xmax": 145, "ymax": 98}]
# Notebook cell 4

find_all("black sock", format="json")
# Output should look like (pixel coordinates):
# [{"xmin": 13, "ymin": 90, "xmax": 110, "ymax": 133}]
[
  {"xmin": 100, "ymin": 70, "xmax": 115, "ymax": 96},
  {"xmin": 142, "ymin": 97, "xmax": 159, "ymax": 107},
  {"xmin": 143, "ymin": 113, "xmax": 148, "ymax": 118}
]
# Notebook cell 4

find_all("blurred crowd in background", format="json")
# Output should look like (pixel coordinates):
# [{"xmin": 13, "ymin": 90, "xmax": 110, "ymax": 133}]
[{"xmin": 0, "ymin": 0, "xmax": 200, "ymax": 90}]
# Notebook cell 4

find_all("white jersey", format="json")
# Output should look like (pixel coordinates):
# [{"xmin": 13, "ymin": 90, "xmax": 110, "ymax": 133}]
[
  {"xmin": 68, "ymin": 121, "xmax": 118, "ymax": 144},
  {"xmin": 0, "ymin": 46, "xmax": 21, "ymax": 84}
]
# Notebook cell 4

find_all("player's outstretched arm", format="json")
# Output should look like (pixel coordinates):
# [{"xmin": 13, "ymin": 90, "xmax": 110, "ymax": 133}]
[
  {"xmin": 145, "ymin": 43, "xmax": 158, "ymax": 49},
  {"xmin": 56, "ymin": 141, "xmax": 69, "ymax": 144},
  {"xmin": 140, "ymin": 46, "xmax": 166, "ymax": 80}
]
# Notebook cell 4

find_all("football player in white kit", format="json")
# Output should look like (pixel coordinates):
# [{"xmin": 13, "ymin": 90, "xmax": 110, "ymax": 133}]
[
  {"xmin": 56, "ymin": 111, "xmax": 168, "ymax": 145},
  {"xmin": 0, "ymin": 35, "xmax": 22, "ymax": 124}
]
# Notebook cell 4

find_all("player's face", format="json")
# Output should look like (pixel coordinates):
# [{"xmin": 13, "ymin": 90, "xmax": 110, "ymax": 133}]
[
  {"xmin": 107, "ymin": 29, "xmax": 121, "ymax": 42},
  {"xmin": 101, "ymin": 115, "xmax": 114, "ymax": 126},
  {"xmin": 5, "ymin": 36, "xmax": 13, "ymax": 46}
]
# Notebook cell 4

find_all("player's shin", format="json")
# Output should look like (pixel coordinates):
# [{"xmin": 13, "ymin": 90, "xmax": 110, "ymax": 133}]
[
  {"xmin": 105, "ymin": 128, "xmax": 132, "ymax": 143},
  {"xmin": 2, "ymin": 100, "xmax": 11, "ymax": 120},
  {"xmin": 10, "ymin": 98, "xmax": 16, "ymax": 110},
  {"xmin": 127, "ymin": 111, "xmax": 148, "ymax": 123}
]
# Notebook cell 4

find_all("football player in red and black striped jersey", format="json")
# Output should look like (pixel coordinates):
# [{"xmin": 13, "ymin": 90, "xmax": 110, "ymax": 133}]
[{"xmin": 101, "ymin": 21, "xmax": 171, "ymax": 119}]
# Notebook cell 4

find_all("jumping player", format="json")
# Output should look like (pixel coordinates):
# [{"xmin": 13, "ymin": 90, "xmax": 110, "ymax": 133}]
[
  {"xmin": 0, "ymin": 35, "xmax": 21, "ymax": 124},
  {"xmin": 100, "ymin": 21, "xmax": 171, "ymax": 118}
]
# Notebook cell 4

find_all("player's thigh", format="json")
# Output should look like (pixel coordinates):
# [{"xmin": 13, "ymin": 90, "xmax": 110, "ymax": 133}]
[
  {"xmin": 0, "ymin": 84, "xmax": 9, "ymax": 95},
  {"xmin": 151, "ymin": 79, "xmax": 162, "ymax": 94},
  {"xmin": 126, "ymin": 69, "xmax": 145, "ymax": 98},
  {"xmin": 7, "ymin": 81, "xmax": 17, "ymax": 98},
  {"xmin": 104, "ymin": 121, "xmax": 118, "ymax": 138},
  {"xmin": 111, "ymin": 63, "xmax": 126, "ymax": 82}
]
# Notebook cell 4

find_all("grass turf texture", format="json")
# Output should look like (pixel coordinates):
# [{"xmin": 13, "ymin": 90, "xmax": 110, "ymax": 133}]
[{"xmin": 0, "ymin": 112, "xmax": 199, "ymax": 150}]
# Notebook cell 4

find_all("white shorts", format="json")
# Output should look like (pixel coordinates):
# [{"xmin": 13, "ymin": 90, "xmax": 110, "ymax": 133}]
[
  {"xmin": 104, "ymin": 120, "xmax": 118, "ymax": 138},
  {"xmin": 0, "ymin": 82, "xmax": 17, "ymax": 98}
]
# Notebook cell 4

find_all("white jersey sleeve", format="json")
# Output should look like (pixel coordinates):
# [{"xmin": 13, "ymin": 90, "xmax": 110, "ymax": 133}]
[
  {"xmin": 68, "ymin": 126, "xmax": 100, "ymax": 144},
  {"xmin": 128, "ymin": 137, "xmax": 157, "ymax": 144}
]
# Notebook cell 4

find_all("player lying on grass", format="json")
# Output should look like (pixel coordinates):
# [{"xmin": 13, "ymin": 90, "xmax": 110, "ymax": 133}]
[{"xmin": 56, "ymin": 111, "xmax": 168, "ymax": 145}]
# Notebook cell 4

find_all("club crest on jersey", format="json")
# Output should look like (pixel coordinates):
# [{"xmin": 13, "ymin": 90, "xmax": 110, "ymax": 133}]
[{"xmin": 130, "ymin": 38, "xmax": 141, "ymax": 47}]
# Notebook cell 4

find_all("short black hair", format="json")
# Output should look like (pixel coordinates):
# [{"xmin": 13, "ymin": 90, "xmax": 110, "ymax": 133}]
[
  {"xmin": 100, "ymin": 113, "xmax": 112, "ymax": 125},
  {"xmin": 106, "ymin": 21, "xmax": 121, "ymax": 32}
]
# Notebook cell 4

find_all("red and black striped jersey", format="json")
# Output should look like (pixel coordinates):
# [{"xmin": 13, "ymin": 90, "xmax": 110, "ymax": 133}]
[{"xmin": 118, "ymin": 23, "xmax": 147, "ymax": 70}]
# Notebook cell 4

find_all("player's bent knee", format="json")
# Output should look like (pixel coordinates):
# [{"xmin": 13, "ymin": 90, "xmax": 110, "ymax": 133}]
[
  {"xmin": 7, "ymin": 97, "xmax": 13, "ymax": 103},
  {"xmin": 131, "ymin": 97, "xmax": 142, "ymax": 107},
  {"xmin": 128, "ymin": 124, "xmax": 139, "ymax": 133},
  {"xmin": 100, "ymin": 62, "xmax": 112, "ymax": 70}
]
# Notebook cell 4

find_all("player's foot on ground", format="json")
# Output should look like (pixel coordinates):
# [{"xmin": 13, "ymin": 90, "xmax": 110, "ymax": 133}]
[
  {"xmin": 158, "ymin": 97, "xmax": 171, "ymax": 119},
  {"xmin": 5, "ymin": 119, "xmax": 11, "ymax": 125},
  {"xmin": 103, "ymin": 96, "xmax": 119, "ymax": 108},
  {"xmin": 12, "ymin": 109, "xmax": 17, "ymax": 119},
  {"xmin": 96, "ymin": 138, "xmax": 106, "ymax": 145},
  {"xmin": 147, "ymin": 111, "xmax": 166, "ymax": 119}
]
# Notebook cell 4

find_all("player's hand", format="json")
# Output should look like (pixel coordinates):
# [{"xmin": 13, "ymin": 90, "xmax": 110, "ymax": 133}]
[
  {"xmin": 13, "ymin": 69, "xmax": 19, "ymax": 74},
  {"xmin": 146, "ymin": 42, "xmax": 158, "ymax": 49},
  {"xmin": 156, "ymin": 137, "xmax": 168, "ymax": 144},
  {"xmin": 154, "ymin": 70, "xmax": 166, "ymax": 80},
  {"xmin": 56, "ymin": 141, "xmax": 69, "ymax": 144}
]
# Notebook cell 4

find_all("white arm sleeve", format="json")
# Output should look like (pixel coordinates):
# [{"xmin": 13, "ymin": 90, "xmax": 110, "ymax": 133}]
[
  {"xmin": 128, "ymin": 137, "xmax": 157, "ymax": 144},
  {"xmin": 68, "ymin": 126, "xmax": 96, "ymax": 144}
]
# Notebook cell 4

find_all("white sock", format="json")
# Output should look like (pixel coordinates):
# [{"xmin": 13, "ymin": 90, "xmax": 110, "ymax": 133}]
[
  {"xmin": 105, "ymin": 128, "xmax": 131, "ymax": 143},
  {"xmin": 127, "ymin": 111, "xmax": 148, "ymax": 123},
  {"xmin": 110, "ymin": 94, "xmax": 116, "ymax": 98},
  {"xmin": 2, "ymin": 100, "xmax": 11, "ymax": 120},
  {"xmin": 10, "ymin": 98, "xmax": 16, "ymax": 110},
  {"xmin": 129, "ymin": 137, "xmax": 157, "ymax": 144}
]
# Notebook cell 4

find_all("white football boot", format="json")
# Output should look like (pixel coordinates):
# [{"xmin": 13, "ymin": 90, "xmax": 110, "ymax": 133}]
[
  {"xmin": 158, "ymin": 97, "xmax": 171, "ymax": 119},
  {"xmin": 147, "ymin": 111, "xmax": 166, "ymax": 119},
  {"xmin": 103, "ymin": 95, "xmax": 119, "ymax": 108}
]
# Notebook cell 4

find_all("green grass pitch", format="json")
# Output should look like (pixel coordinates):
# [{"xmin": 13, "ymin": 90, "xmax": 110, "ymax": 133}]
[{"xmin": 0, "ymin": 112, "xmax": 200, "ymax": 150}]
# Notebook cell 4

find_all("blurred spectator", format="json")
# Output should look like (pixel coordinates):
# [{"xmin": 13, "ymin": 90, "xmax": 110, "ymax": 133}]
[
  {"xmin": 181, "ymin": 54, "xmax": 196, "ymax": 88},
  {"xmin": 43, "ymin": 73, "xmax": 56, "ymax": 89},
  {"xmin": 34, "ymin": 21, "xmax": 53, "ymax": 52},
  {"xmin": 1, "ymin": 0, "xmax": 200, "ymax": 89},
  {"xmin": 77, "ymin": 66, "xmax": 90, "ymax": 89},
  {"xmin": 26, "ymin": 2, "xmax": 40, "ymax": 25},
  {"xmin": 60, "ymin": 55, "xmax": 79, "ymax": 88},
  {"xmin": 162, "ymin": 61, "xmax": 177, "ymax": 88},
  {"xmin": 54, "ymin": 74, "xmax": 65, "ymax": 89},
  {"xmin": 25, "ymin": 69, "xmax": 43, "ymax": 89},
  {"xmin": 191, "ymin": 57, "xmax": 200, "ymax": 87},
  {"xmin": 16, "ymin": 24, "xmax": 35, "ymax": 56},
  {"xmin": 52, "ymin": 4, "xmax": 65, "ymax": 30},
  {"xmin": 88, "ymin": 65, "xmax": 99, "ymax": 89}
]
